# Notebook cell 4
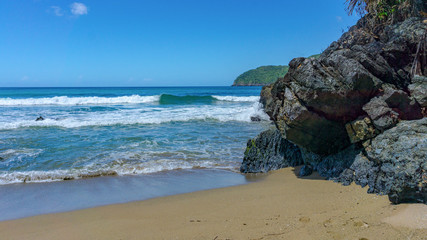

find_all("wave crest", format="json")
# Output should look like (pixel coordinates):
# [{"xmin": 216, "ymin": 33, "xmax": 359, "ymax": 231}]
[
  {"xmin": 0, "ymin": 95, "xmax": 160, "ymax": 106},
  {"xmin": 0, "ymin": 94, "xmax": 260, "ymax": 106}
]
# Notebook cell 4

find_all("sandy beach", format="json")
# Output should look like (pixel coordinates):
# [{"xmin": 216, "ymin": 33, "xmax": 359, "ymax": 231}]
[{"xmin": 1, "ymin": 167, "xmax": 426, "ymax": 240}]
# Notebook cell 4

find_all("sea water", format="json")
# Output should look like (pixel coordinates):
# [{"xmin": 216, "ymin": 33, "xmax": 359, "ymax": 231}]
[{"xmin": 0, "ymin": 87, "xmax": 269, "ymax": 219}]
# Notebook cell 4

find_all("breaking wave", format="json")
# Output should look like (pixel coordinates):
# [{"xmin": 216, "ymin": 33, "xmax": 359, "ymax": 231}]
[{"xmin": 0, "ymin": 94, "xmax": 260, "ymax": 106}]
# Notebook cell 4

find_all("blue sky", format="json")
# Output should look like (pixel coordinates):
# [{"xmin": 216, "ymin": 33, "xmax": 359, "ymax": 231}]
[{"xmin": 0, "ymin": 0, "xmax": 360, "ymax": 87}]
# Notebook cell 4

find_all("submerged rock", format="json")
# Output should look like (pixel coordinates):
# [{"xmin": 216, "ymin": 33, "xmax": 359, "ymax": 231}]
[
  {"xmin": 240, "ymin": 128, "xmax": 302, "ymax": 173},
  {"xmin": 250, "ymin": 116, "xmax": 262, "ymax": 122}
]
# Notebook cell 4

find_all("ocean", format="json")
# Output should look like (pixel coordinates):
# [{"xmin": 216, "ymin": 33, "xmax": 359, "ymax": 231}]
[{"xmin": 0, "ymin": 86, "xmax": 269, "ymax": 220}]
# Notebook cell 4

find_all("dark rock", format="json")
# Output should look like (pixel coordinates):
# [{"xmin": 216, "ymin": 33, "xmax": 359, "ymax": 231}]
[
  {"xmin": 35, "ymin": 116, "xmax": 44, "ymax": 121},
  {"xmin": 299, "ymin": 165, "xmax": 313, "ymax": 177},
  {"xmin": 317, "ymin": 145, "xmax": 362, "ymax": 179},
  {"xmin": 260, "ymin": 17, "xmax": 426, "ymax": 155},
  {"xmin": 345, "ymin": 117, "xmax": 378, "ymax": 143},
  {"xmin": 297, "ymin": 144, "xmax": 362, "ymax": 179},
  {"xmin": 336, "ymin": 152, "xmax": 379, "ymax": 190},
  {"xmin": 362, "ymin": 96, "xmax": 399, "ymax": 131},
  {"xmin": 299, "ymin": 148, "xmax": 323, "ymax": 168},
  {"xmin": 383, "ymin": 88, "xmax": 423, "ymax": 120},
  {"xmin": 250, "ymin": 116, "xmax": 261, "ymax": 122},
  {"xmin": 362, "ymin": 86, "xmax": 423, "ymax": 131},
  {"xmin": 240, "ymin": 128, "xmax": 303, "ymax": 173},
  {"xmin": 273, "ymin": 87, "xmax": 350, "ymax": 155},
  {"xmin": 365, "ymin": 118, "xmax": 427, "ymax": 203},
  {"xmin": 336, "ymin": 119, "xmax": 427, "ymax": 203},
  {"xmin": 409, "ymin": 75, "xmax": 427, "ymax": 107},
  {"xmin": 243, "ymin": 16, "xmax": 427, "ymax": 204}
]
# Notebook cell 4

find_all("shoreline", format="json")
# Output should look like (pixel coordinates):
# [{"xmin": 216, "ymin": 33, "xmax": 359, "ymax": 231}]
[
  {"xmin": 0, "ymin": 169, "xmax": 252, "ymax": 221},
  {"xmin": 1, "ymin": 167, "xmax": 426, "ymax": 240}
]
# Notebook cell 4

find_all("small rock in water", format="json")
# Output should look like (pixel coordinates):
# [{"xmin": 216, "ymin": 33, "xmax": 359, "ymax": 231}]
[
  {"xmin": 250, "ymin": 116, "xmax": 261, "ymax": 122},
  {"xmin": 36, "ymin": 116, "xmax": 44, "ymax": 121}
]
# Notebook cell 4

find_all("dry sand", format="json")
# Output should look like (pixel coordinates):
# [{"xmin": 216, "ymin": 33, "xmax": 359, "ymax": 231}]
[{"xmin": 1, "ymin": 167, "xmax": 426, "ymax": 240}]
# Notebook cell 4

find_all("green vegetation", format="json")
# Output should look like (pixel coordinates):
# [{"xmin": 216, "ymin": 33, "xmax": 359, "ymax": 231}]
[
  {"xmin": 345, "ymin": 0, "xmax": 423, "ymax": 24},
  {"xmin": 232, "ymin": 65, "xmax": 289, "ymax": 86},
  {"xmin": 308, "ymin": 54, "xmax": 321, "ymax": 59}
]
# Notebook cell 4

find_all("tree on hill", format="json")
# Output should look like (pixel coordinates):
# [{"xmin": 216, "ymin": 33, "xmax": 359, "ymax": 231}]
[{"xmin": 232, "ymin": 65, "xmax": 289, "ymax": 86}]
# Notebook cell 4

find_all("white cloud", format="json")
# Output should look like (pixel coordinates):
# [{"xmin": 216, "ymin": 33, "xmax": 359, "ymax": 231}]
[
  {"xmin": 50, "ymin": 6, "xmax": 63, "ymax": 16},
  {"xmin": 336, "ymin": 16, "xmax": 343, "ymax": 22},
  {"xmin": 70, "ymin": 2, "xmax": 88, "ymax": 16}
]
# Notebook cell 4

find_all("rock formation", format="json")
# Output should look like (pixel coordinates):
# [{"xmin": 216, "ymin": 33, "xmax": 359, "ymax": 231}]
[
  {"xmin": 241, "ymin": 4, "xmax": 427, "ymax": 203},
  {"xmin": 240, "ymin": 128, "xmax": 303, "ymax": 173}
]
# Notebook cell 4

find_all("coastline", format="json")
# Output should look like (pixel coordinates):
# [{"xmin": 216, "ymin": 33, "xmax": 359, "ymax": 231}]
[{"xmin": 1, "ymin": 167, "xmax": 426, "ymax": 240}]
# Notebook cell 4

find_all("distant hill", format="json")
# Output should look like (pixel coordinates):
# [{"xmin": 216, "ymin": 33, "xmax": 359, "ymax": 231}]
[
  {"xmin": 308, "ymin": 54, "xmax": 321, "ymax": 59},
  {"xmin": 232, "ymin": 54, "xmax": 320, "ymax": 86},
  {"xmin": 232, "ymin": 65, "xmax": 289, "ymax": 86}
]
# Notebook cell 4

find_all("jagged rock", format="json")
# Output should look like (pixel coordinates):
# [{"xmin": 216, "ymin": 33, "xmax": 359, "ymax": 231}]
[
  {"xmin": 345, "ymin": 117, "xmax": 378, "ymax": 143},
  {"xmin": 409, "ymin": 75, "xmax": 427, "ymax": 107},
  {"xmin": 362, "ymin": 96, "xmax": 399, "ymax": 130},
  {"xmin": 281, "ymin": 54, "xmax": 381, "ymax": 122},
  {"xmin": 240, "ymin": 128, "xmax": 303, "ymax": 173},
  {"xmin": 273, "ymin": 87, "xmax": 350, "ymax": 155},
  {"xmin": 250, "ymin": 116, "xmax": 261, "ymax": 122},
  {"xmin": 362, "ymin": 86, "xmax": 423, "ymax": 131},
  {"xmin": 261, "ymin": 17, "xmax": 426, "ymax": 155},
  {"xmin": 337, "ymin": 153, "xmax": 379, "ymax": 190},
  {"xmin": 243, "ymin": 16, "xmax": 427, "ymax": 204},
  {"xmin": 383, "ymin": 88, "xmax": 423, "ymax": 120},
  {"xmin": 299, "ymin": 165, "xmax": 313, "ymax": 177},
  {"xmin": 366, "ymin": 118, "xmax": 427, "ymax": 203},
  {"xmin": 337, "ymin": 119, "xmax": 427, "ymax": 203},
  {"xmin": 316, "ymin": 145, "xmax": 362, "ymax": 179},
  {"xmin": 260, "ymin": 84, "xmax": 274, "ymax": 119}
]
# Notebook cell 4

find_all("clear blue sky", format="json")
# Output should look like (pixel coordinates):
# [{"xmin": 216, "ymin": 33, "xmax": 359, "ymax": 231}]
[{"xmin": 0, "ymin": 0, "xmax": 360, "ymax": 87}]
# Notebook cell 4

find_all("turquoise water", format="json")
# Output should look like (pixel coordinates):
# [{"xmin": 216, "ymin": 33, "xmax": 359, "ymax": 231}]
[{"xmin": 0, "ymin": 87, "xmax": 268, "ymax": 184}]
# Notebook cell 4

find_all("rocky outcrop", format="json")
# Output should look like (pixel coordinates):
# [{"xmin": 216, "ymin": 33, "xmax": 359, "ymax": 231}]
[
  {"xmin": 409, "ymin": 75, "xmax": 427, "ymax": 108},
  {"xmin": 240, "ymin": 128, "xmax": 303, "ymax": 173},
  {"xmin": 337, "ymin": 119, "xmax": 427, "ymax": 203},
  {"xmin": 262, "ymin": 17, "xmax": 426, "ymax": 156},
  {"xmin": 241, "ymin": 13, "xmax": 427, "ymax": 203}
]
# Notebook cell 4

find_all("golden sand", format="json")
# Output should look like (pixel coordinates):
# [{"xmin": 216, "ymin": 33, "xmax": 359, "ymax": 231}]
[{"xmin": 1, "ymin": 167, "xmax": 426, "ymax": 240}]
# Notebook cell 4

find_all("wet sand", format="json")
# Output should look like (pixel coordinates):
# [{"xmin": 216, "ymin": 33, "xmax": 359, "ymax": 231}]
[{"xmin": 1, "ymin": 167, "xmax": 426, "ymax": 240}]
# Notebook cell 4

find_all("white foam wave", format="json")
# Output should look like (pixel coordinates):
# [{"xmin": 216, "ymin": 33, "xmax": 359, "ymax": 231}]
[
  {"xmin": 212, "ymin": 95, "xmax": 260, "ymax": 102},
  {"xmin": 0, "ymin": 103, "xmax": 269, "ymax": 130},
  {"xmin": 0, "ymin": 159, "xmax": 235, "ymax": 185},
  {"xmin": 0, "ymin": 95, "xmax": 160, "ymax": 106}
]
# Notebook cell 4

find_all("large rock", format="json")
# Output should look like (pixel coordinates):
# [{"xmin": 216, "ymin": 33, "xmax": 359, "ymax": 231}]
[
  {"xmin": 337, "ymin": 119, "xmax": 427, "ymax": 203},
  {"xmin": 409, "ymin": 75, "xmax": 427, "ymax": 107},
  {"xmin": 345, "ymin": 117, "xmax": 378, "ymax": 143},
  {"xmin": 362, "ymin": 86, "xmax": 423, "ymax": 130},
  {"xmin": 362, "ymin": 95, "xmax": 399, "ymax": 131},
  {"xmin": 274, "ymin": 87, "xmax": 350, "ymax": 155},
  {"xmin": 261, "ymin": 17, "xmax": 426, "ymax": 155},
  {"xmin": 240, "ymin": 128, "xmax": 303, "ymax": 173}
]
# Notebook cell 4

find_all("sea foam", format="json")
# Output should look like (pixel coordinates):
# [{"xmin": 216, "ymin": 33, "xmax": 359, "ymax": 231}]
[
  {"xmin": 0, "ymin": 159, "xmax": 236, "ymax": 185},
  {"xmin": 0, "ymin": 102, "xmax": 268, "ymax": 130},
  {"xmin": 0, "ymin": 94, "xmax": 260, "ymax": 106},
  {"xmin": 0, "ymin": 95, "xmax": 160, "ymax": 106}
]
